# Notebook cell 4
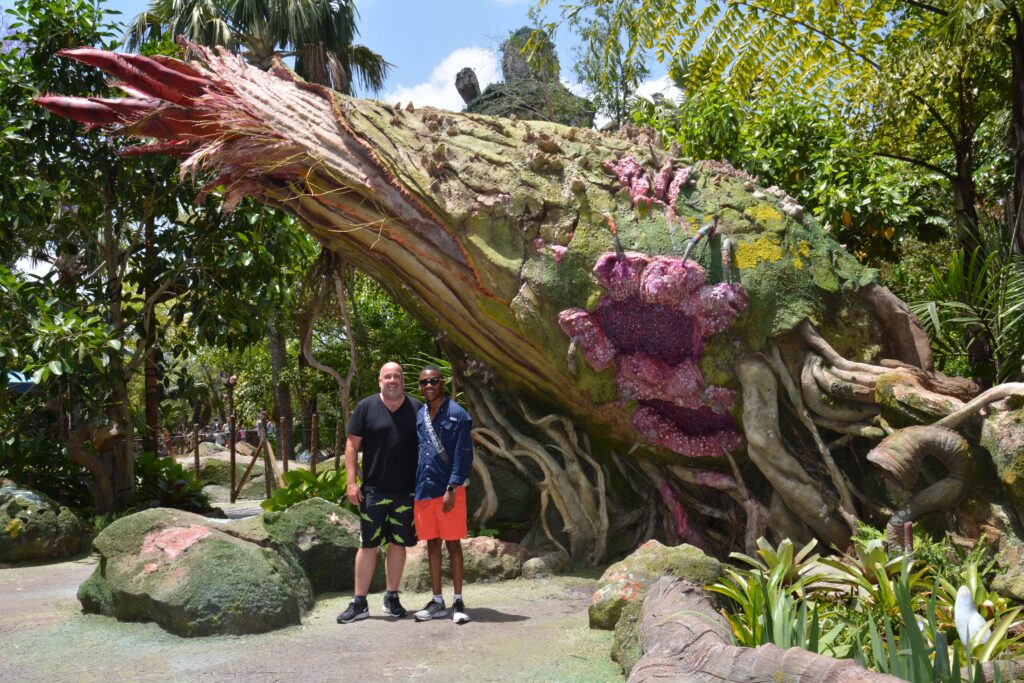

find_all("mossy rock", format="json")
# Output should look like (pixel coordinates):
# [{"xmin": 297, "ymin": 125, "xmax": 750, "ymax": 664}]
[
  {"xmin": 232, "ymin": 497, "xmax": 363, "ymax": 594},
  {"xmin": 611, "ymin": 598, "xmax": 645, "ymax": 676},
  {"xmin": 876, "ymin": 371, "xmax": 963, "ymax": 428},
  {"xmin": 79, "ymin": 507, "xmax": 312, "ymax": 636},
  {"xmin": 196, "ymin": 458, "xmax": 266, "ymax": 499},
  {"xmin": 588, "ymin": 540, "xmax": 721, "ymax": 630},
  {"xmin": 401, "ymin": 536, "xmax": 529, "ymax": 592},
  {"xmin": 0, "ymin": 479, "xmax": 89, "ymax": 563},
  {"xmin": 980, "ymin": 401, "xmax": 1024, "ymax": 522}
]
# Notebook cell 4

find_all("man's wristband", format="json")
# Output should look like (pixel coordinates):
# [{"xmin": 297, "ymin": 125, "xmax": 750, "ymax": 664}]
[{"xmin": 446, "ymin": 484, "xmax": 456, "ymax": 493}]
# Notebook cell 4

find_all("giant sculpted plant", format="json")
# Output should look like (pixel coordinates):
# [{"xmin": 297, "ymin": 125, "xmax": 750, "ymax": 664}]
[{"xmin": 39, "ymin": 41, "xmax": 1024, "ymax": 566}]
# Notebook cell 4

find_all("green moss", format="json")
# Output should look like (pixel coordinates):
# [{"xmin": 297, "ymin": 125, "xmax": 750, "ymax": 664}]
[{"xmin": 611, "ymin": 598, "xmax": 645, "ymax": 675}]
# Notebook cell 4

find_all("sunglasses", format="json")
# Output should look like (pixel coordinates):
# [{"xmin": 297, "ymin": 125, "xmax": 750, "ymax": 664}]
[{"xmin": 418, "ymin": 377, "xmax": 442, "ymax": 386}]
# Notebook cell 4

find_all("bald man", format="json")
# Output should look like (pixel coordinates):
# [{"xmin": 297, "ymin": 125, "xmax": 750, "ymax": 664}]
[{"xmin": 337, "ymin": 362, "xmax": 422, "ymax": 624}]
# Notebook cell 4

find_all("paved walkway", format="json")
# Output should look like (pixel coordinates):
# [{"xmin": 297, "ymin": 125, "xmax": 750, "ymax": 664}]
[{"xmin": 0, "ymin": 553, "xmax": 621, "ymax": 682}]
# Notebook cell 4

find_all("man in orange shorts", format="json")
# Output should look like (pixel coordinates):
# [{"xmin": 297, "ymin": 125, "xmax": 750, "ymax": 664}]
[{"xmin": 412, "ymin": 365, "xmax": 474, "ymax": 624}]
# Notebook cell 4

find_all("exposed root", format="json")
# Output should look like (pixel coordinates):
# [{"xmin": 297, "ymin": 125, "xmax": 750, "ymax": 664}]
[
  {"xmin": 813, "ymin": 416, "xmax": 886, "ymax": 439},
  {"xmin": 465, "ymin": 384, "xmax": 608, "ymax": 566},
  {"xmin": 765, "ymin": 344, "xmax": 859, "ymax": 535},
  {"xmin": 934, "ymin": 383, "xmax": 1024, "ymax": 430},
  {"xmin": 798, "ymin": 320, "xmax": 887, "ymax": 375},
  {"xmin": 801, "ymin": 354, "xmax": 880, "ymax": 423},
  {"xmin": 867, "ymin": 425, "xmax": 971, "ymax": 549},
  {"xmin": 468, "ymin": 447, "xmax": 499, "ymax": 524},
  {"xmin": 736, "ymin": 354, "xmax": 851, "ymax": 548},
  {"xmin": 715, "ymin": 443, "xmax": 768, "ymax": 555},
  {"xmin": 810, "ymin": 356, "xmax": 877, "ymax": 404}
]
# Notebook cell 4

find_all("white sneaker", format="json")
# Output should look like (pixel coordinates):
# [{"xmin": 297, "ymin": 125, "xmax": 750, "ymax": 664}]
[
  {"xmin": 414, "ymin": 599, "xmax": 447, "ymax": 621},
  {"xmin": 452, "ymin": 598, "xmax": 470, "ymax": 624}
]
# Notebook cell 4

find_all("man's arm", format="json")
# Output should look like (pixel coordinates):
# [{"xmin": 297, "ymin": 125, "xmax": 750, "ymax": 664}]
[
  {"xmin": 345, "ymin": 434, "xmax": 363, "ymax": 506},
  {"xmin": 443, "ymin": 415, "xmax": 474, "ymax": 512}
]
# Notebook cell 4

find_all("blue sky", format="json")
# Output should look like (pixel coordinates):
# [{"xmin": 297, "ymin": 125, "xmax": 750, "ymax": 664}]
[{"xmin": 93, "ymin": 0, "xmax": 675, "ymax": 114}]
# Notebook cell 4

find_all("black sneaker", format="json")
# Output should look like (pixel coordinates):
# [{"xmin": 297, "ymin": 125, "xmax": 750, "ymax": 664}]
[
  {"xmin": 414, "ymin": 599, "xmax": 448, "ymax": 622},
  {"xmin": 452, "ymin": 598, "xmax": 470, "ymax": 624},
  {"xmin": 337, "ymin": 599, "xmax": 368, "ymax": 624},
  {"xmin": 382, "ymin": 593, "xmax": 407, "ymax": 618}
]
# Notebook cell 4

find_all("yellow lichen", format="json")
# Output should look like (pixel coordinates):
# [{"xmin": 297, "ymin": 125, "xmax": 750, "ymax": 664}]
[
  {"xmin": 799, "ymin": 241, "xmax": 811, "ymax": 257},
  {"xmin": 735, "ymin": 236, "xmax": 784, "ymax": 269},
  {"xmin": 744, "ymin": 205, "xmax": 782, "ymax": 224},
  {"xmin": 6, "ymin": 518, "xmax": 23, "ymax": 539},
  {"xmin": 792, "ymin": 254, "xmax": 804, "ymax": 270}
]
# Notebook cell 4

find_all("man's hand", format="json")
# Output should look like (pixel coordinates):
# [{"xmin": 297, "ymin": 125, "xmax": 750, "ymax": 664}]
[
  {"xmin": 347, "ymin": 482, "xmax": 363, "ymax": 506},
  {"xmin": 442, "ymin": 489, "xmax": 455, "ymax": 512}
]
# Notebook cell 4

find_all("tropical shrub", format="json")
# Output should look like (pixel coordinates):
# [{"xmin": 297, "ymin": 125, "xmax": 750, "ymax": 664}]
[
  {"xmin": 133, "ymin": 451, "xmax": 210, "ymax": 512},
  {"xmin": 709, "ymin": 535, "xmax": 1024, "ymax": 680},
  {"xmin": 261, "ymin": 467, "xmax": 354, "ymax": 512}
]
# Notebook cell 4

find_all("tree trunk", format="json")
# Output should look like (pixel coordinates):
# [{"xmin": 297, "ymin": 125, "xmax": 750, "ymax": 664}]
[
  {"xmin": 630, "ymin": 577, "xmax": 901, "ymax": 682},
  {"xmin": 142, "ymin": 214, "xmax": 160, "ymax": 456},
  {"xmin": 1008, "ymin": 10, "xmax": 1024, "ymax": 255},
  {"xmin": 953, "ymin": 73, "xmax": 980, "ymax": 257},
  {"xmin": 267, "ymin": 319, "xmax": 294, "ymax": 463},
  {"xmin": 42, "ymin": 44, "xmax": 1022, "ymax": 561},
  {"xmin": 101, "ymin": 197, "xmax": 134, "ymax": 507}
]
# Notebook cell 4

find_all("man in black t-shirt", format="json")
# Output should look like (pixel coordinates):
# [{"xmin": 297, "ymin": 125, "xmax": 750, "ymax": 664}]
[{"xmin": 336, "ymin": 361, "xmax": 422, "ymax": 624}]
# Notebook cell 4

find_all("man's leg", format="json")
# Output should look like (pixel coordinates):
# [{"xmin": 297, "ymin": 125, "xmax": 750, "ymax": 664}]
[
  {"xmin": 446, "ymin": 539, "xmax": 464, "ymax": 595},
  {"xmin": 428, "ymin": 538, "xmax": 444, "ymax": 596},
  {"xmin": 354, "ymin": 547, "xmax": 377, "ymax": 595},
  {"xmin": 384, "ymin": 542, "xmax": 406, "ymax": 592}
]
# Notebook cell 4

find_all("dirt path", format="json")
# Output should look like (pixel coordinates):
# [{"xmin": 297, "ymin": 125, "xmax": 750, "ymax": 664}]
[{"xmin": 0, "ymin": 554, "xmax": 621, "ymax": 682}]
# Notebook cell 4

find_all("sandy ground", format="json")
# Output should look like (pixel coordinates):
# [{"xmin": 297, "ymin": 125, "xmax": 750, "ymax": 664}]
[{"xmin": 0, "ymin": 551, "xmax": 622, "ymax": 683}]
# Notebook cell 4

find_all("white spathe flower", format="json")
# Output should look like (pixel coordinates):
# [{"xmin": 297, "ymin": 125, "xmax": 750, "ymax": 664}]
[{"xmin": 954, "ymin": 585, "xmax": 991, "ymax": 646}]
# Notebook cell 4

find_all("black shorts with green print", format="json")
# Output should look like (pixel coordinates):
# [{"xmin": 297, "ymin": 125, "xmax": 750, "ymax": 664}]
[{"xmin": 358, "ymin": 488, "xmax": 417, "ymax": 548}]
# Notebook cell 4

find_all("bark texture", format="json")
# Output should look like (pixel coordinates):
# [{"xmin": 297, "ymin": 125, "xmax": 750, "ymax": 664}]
[
  {"xmin": 630, "ymin": 577, "xmax": 902, "ymax": 683},
  {"xmin": 36, "ymin": 42, "xmax": 1024, "ymax": 564}
]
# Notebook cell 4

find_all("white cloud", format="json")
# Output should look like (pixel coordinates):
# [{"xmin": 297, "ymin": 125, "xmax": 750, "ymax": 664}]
[
  {"xmin": 383, "ymin": 47, "xmax": 500, "ymax": 112},
  {"xmin": 636, "ymin": 74, "xmax": 683, "ymax": 103}
]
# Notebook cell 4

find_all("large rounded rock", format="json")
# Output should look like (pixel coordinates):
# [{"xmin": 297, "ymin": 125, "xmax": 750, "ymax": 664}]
[
  {"xmin": 588, "ymin": 540, "xmax": 722, "ymax": 630},
  {"xmin": 193, "ymin": 457, "xmax": 267, "ymax": 500},
  {"xmin": 611, "ymin": 598, "xmax": 645, "ymax": 676},
  {"xmin": 78, "ymin": 507, "xmax": 312, "ymax": 636},
  {"xmin": 401, "ymin": 536, "xmax": 530, "ymax": 592},
  {"xmin": 232, "ymin": 497, "xmax": 362, "ymax": 593},
  {"xmin": 981, "ymin": 401, "xmax": 1024, "ymax": 524},
  {"xmin": 0, "ymin": 479, "xmax": 88, "ymax": 562}
]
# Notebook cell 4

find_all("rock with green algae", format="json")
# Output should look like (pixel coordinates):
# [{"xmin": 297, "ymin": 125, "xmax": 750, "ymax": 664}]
[
  {"xmin": 192, "ymin": 457, "xmax": 267, "ymax": 500},
  {"xmin": 0, "ymin": 479, "xmax": 88, "ymax": 562},
  {"xmin": 78, "ymin": 507, "xmax": 312, "ymax": 636},
  {"xmin": 231, "ymin": 497, "xmax": 364, "ymax": 594},
  {"xmin": 981, "ymin": 399, "xmax": 1024, "ymax": 522},
  {"xmin": 611, "ymin": 598, "xmax": 645, "ymax": 676},
  {"xmin": 588, "ymin": 540, "xmax": 722, "ymax": 630},
  {"xmin": 401, "ymin": 536, "xmax": 530, "ymax": 592}
]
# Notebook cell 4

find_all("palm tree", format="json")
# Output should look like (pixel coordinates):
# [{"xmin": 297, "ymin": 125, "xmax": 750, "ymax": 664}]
[{"xmin": 126, "ymin": 0, "xmax": 390, "ymax": 94}]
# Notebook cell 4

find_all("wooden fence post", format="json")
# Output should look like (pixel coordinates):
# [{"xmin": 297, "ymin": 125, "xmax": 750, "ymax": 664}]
[
  {"xmin": 229, "ymin": 414, "xmax": 236, "ymax": 503},
  {"xmin": 192, "ymin": 423, "xmax": 200, "ymax": 481}
]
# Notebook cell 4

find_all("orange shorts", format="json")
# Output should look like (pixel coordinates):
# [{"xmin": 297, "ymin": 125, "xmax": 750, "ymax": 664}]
[{"xmin": 414, "ymin": 487, "xmax": 468, "ymax": 541}]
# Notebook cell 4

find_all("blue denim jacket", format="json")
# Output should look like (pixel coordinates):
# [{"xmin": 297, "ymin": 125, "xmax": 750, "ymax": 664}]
[{"xmin": 415, "ymin": 397, "xmax": 473, "ymax": 501}]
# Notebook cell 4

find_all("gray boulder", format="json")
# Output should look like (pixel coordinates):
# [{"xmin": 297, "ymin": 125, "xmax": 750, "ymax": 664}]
[
  {"xmin": 78, "ymin": 507, "xmax": 312, "ymax": 636},
  {"xmin": 589, "ymin": 540, "xmax": 722, "ymax": 630},
  {"xmin": 232, "ymin": 497, "xmax": 365, "ymax": 593},
  {"xmin": 981, "ymin": 400, "xmax": 1024, "ymax": 526},
  {"xmin": 0, "ymin": 479, "xmax": 88, "ymax": 562},
  {"xmin": 401, "ymin": 536, "xmax": 530, "ymax": 592}
]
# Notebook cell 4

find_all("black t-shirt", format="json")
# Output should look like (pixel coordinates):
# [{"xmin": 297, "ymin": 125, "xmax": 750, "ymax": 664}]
[{"xmin": 347, "ymin": 393, "xmax": 422, "ymax": 494}]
